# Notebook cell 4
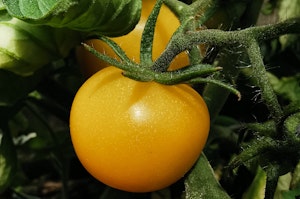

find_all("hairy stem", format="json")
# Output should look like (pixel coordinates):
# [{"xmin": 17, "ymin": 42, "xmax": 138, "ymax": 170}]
[
  {"xmin": 153, "ymin": 18, "xmax": 300, "ymax": 71},
  {"xmin": 140, "ymin": 0, "xmax": 163, "ymax": 66},
  {"xmin": 246, "ymin": 40, "xmax": 283, "ymax": 123}
]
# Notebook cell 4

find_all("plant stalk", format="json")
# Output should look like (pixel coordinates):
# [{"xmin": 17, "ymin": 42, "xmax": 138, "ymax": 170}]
[{"xmin": 246, "ymin": 40, "xmax": 284, "ymax": 123}]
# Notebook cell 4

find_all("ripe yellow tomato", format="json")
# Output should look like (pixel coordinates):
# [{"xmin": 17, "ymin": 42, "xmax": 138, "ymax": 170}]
[
  {"xmin": 76, "ymin": 0, "xmax": 190, "ymax": 77},
  {"xmin": 70, "ymin": 66, "xmax": 210, "ymax": 192}
]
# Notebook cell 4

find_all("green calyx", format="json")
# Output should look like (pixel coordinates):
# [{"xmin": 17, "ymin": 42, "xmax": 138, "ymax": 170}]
[{"xmin": 83, "ymin": 0, "xmax": 241, "ymax": 100}]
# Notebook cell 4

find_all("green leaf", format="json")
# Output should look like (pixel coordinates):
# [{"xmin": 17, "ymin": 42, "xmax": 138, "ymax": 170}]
[
  {"xmin": 185, "ymin": 154, "xmax": 231, "ymax": 199},
  {"xmin": 0, "ymin": 127, "xmax": 17, "ymax": 193},
  {"xmin": 268, "ymin": 73, "xmax": 300, "ymax": 102},
  {"xmin": 278, "ymin": 0, "xmax": 300, "ymax": 49},
  {"xmin": 242, "ymin": 167, "xmax": 266, "ymax": 199},
  {"xmin": 0, "ymin": 17, "xmax": 80, "ymax": 75},
  {"xmin": 273, "ymin": 164, "xmax": 300, "ymax": 199},
  {"xmin": 0, "ymin": 69, "xmax": 42, "ymax": 107},
  {"xmin": 3, "ymin": 0, "xmax": 142, "ymax": 37},
  {"xmin": 274, "ymin": 172, "xmax": 292, "ymax": 199},
  {"xmin": 291, "ymin": 161, "xmax": 300, "ymax": 190},
  {"xmin": 281, "ymin": 189, "xmax": 300, "ymax": 199},
  {"xmin": 278, "ymin": 0, "xmax": 300, "ymax": 20}
]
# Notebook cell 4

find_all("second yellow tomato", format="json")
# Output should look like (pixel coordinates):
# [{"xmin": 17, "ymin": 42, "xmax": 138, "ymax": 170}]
[{"xmin": 76, "ymin": 0, "xmax": 190, "ymax": 77}]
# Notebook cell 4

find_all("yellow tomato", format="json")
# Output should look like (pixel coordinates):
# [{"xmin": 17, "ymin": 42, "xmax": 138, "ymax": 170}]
[
  {"xmin": 70, "ymin": 66, "xmax": 210, "ymax": 192},
  {"xmin": 76, "ymin": 0, "xmax": 190, "ymax": 77}
]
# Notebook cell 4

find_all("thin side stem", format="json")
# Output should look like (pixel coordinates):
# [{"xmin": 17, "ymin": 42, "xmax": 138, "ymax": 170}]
[
  {"xmin": 140, "ymin": 0, "xmax": 163, "ymax": 66},
  {"xmin": 154, "ymin": 64, "xmax": 221, "ymax": 84},
  {"xmin": 189, "ymin": 77, "xmax": 241, "ymax": 100},
  {"xmin": 246, "ymin": 39, "xmax": 284, "ymax": 123},
  {"xmin": 97, "ymin": 36, "xmax": 135, "ymax": 65},
  {"xmin": 82, "ymin": 43, "xmax": 138, "ymax": 71}
]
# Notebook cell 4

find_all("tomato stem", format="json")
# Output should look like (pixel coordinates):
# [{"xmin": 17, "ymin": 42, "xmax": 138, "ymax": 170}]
[
  {"xmin": 82, "ymin": 43, "xmax": 138, "ymax": 71},
  {"xmin": 189, "ymin": 77, "xmax": 241, "ymax": 100},
  {"xmin": 154, "ymin": 64, "xmax": 221, "ymax": 84},
  {"xmin": 140, "ymin": 0, "xmax": 163, "ymax": 67},
  {"xmin": 246, "ymin": 39, "xmax": 284, "ymax": 124},
  {"xmin": 97, "ymin": 36, "xmax": 136, "ymax": 65},
  {"xmin": 152, "ymin": 20, "xmax": 191, "ymax": 72}
]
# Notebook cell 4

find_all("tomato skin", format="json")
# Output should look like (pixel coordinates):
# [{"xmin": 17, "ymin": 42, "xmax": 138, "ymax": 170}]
[
  {"xmin": 70, "ymin": 66, "xmax": 210, "ymax": 192},
  {"xmin": 76, "ymin": 0, "xmax": 190, "ymax": 77}
]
